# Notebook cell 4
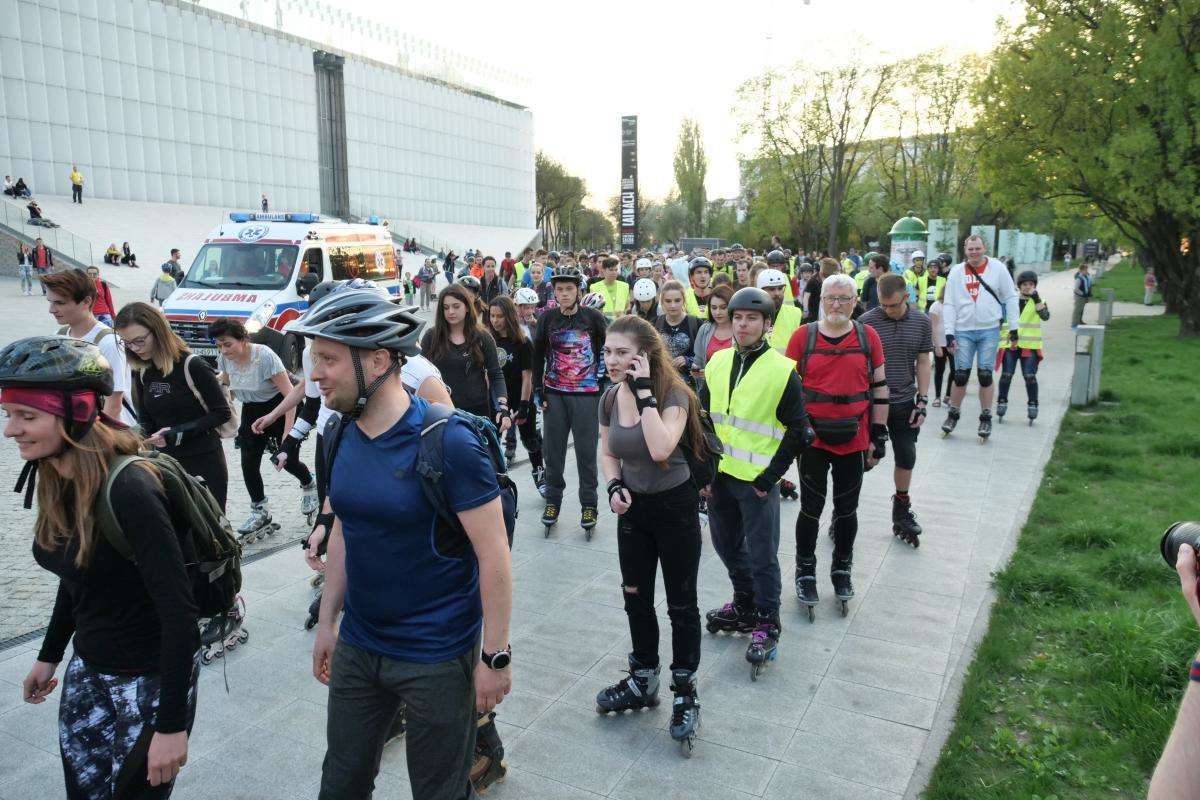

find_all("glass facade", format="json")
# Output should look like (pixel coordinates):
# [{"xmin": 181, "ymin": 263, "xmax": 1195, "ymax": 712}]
[{"xmin": 0, "ymin": 0, "xmax": 534, "ymax": 231}]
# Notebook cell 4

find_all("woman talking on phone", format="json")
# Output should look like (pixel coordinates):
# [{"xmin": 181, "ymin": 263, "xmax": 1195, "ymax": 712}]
[{"xmin": 595, "ymin": 315, "xmax": 705, "ymax": 755}]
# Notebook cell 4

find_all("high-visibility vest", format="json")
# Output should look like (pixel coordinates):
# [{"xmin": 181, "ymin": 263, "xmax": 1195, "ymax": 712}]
[
  {"xmin": 514, "ymin": 261, "xmax": 526, "ymax": 285},
  {"xmin": 705, "ymin": 347, "xmax": 794, "ymax": 482},
  {"xmin": 854, "ymin": 269, "xmax": 869, "ymax": 296},
  {"xmin": 1016, "ymin": 299, "xmax": 1043, "ymax": 350},
  {"xmin": 594, "ymin": 280, "xmax": 629, "ymax": 320},
  {"xmin": 685, "ymin": 287, "xmax": 710, "ymax": 320},
  {"xmin": 767, "ymin": 303, "xmax": 804, "ymax": 356},
  {"xmin": 923, "ymin": 275, "xmax": 946, "ymax": 308}
]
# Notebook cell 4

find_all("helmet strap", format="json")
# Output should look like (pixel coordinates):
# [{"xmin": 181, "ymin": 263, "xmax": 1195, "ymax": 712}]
[{"xmin": 348, "ymin": 350, "xmax": 401, "ymax": 420}]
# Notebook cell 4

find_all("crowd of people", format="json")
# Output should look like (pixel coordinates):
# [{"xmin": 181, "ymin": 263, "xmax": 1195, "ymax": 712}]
[{"xmin": 1, "ymin": 232, "xmax": 1062, "ymax": 798}]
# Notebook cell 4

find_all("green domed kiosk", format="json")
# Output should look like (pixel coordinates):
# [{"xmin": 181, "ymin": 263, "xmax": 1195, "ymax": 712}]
[{"xmin": 889, "ymin": 210, "xmax": 928, "ymax": 269}]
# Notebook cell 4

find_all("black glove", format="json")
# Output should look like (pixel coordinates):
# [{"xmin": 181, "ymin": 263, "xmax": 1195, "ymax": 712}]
[
  {"xmin": 272, "ymin": 434, "xmax": 301, "ymax": 469},
  {"xmin": 870, "ymin": 423, "xmax": 889, "ymax": 461},
  {"xmin": 944, "ymin": 333, "xmax": 956, "ymax": 351},
  {"xmin": 1031, "ymin": 291, "xmax": 1041, "ymax": 304}
]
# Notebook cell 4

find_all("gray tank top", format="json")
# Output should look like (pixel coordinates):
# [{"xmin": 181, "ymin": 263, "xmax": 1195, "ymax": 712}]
[{"xmin": 601, "ymin": 386, "xmax": 691, "ymax": 494}]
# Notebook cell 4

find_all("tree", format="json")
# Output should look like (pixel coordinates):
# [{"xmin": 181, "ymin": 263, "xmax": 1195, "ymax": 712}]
[
  {"xmin": 573, "ymin": 208, "xmax": 615, "ymax": 251},
  {"xmin": 976, "ymin": 0, "xmax": 1200, "ymax": 337},
  {"xmin": 535, "ymin": 151, "xmax": 586, "ymax": 249},
  {"xmin": 673, "ymin": 118, "xmax": 708, "ymax": 236}
]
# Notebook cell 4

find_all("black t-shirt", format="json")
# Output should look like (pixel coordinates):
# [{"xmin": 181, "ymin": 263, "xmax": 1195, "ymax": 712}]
[
  {"xmin": 805, "ymin": 276, "xmax": 823, "ymax": 321},
  {"xmin": 36, "ymin": 465, "xmax": 199, "ymax": 733},
  {"xmin": 421, "ymin": 329, "xmax": 506, "ymax": 415},
  {"xmin": 493, "ymin": 333, "xmax": 532, "ymax": 403}
]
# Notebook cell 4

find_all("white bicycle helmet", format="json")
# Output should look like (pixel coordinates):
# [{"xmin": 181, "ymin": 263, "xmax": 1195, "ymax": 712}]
[
  {"xmin": 514, "ymin": 287, "xmax": 539, "ymax": 305},
  {"xmin": 756, "ymin": 269, "xmax": 788, "ymax": 289},
  {"xmin": 635, "ymin": 257, "xmax": 652, "ymax": 272},
  {"xmin": 633, "ymin": 278, "xmax": 658, "ymax": 302},
  {"xmin": 581, "ymin": 291, "xmax": 606, "ymax": 310}
]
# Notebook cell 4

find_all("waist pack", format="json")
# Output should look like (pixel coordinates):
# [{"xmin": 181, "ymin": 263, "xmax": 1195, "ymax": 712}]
[
  {"xmin": 808, "ymin": 416, "xmax": 861, "ymax": 445},
  {"xmin": 324, "ymin": 403, "xmax": 518, "ymax": 553},
  {"xmin": 97, "ymin": 451, "xmax": 242, "ymax": 617}
]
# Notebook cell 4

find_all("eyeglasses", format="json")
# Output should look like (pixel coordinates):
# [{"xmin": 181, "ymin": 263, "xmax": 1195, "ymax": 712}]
[
  {"xmin": 880, "ymin": 298, "xmax": 907, "ymax": 310},
  {"xmin": 822, "ymin": 296, "xmax": 856, "ymax": 306},
  {"xmin": 124, "ymin": 333, "xmax": 153, "ymax": 349}
]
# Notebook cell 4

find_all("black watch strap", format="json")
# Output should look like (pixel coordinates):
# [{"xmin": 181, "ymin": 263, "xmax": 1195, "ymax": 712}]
[{"xmin": 482, "ymin": 645, "xmax": 512, "ymax": 669}]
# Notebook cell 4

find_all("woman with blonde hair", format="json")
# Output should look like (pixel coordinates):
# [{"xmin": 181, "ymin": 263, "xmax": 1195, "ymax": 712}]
[
  {"xmin": 596, "ymin": 314, "xmax": 705, "ymax": 754},
  {"xmin": 1, "ymin": 336, "xmax": 198, "ymax": 797}
]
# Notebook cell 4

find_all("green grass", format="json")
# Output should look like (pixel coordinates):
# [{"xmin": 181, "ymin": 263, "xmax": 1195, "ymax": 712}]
[
  {"xmin": 923, "ymin": 314, "xmax": 1200, "ymax": 799},
  {"xmin": 1097, "ymin": 259, "xmax": 1160, "ymax": 304}
]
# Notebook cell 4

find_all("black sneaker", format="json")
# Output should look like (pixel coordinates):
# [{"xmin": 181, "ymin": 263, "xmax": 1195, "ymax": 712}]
[
  {"xmin": 504, "ymin": 445, "xmax": 517, "ymax": 464},
  {"xmin": 581, "ymin": 506, "xmax": 598, "ymax": 530},
  {"xmin": 541, "ymin": 503, "xmax": 560, "ymax": 526}
]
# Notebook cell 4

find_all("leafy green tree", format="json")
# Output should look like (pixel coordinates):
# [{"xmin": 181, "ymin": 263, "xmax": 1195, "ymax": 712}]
[
  {"xmin": 673, "ymin": 118, "xmax": 708, "ymax": 236},
  {"xmin": 535, "ymin": 151, "xmax": 585, "ymax": 249},
  {"xmin": 977, "ymin": 0, "xmax": 1200, "ymax": 336}
]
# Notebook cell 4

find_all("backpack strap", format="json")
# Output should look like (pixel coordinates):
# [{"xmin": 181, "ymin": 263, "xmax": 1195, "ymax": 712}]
[
  {"xmin": 601, "ymin": 384, "xmax": 619, "ymax": 419},
  {"xmin": 321, "ymin": 414, "xmax": 347, "ymax": 499},
  {"xmin": 415, "ymin": 403, "xmax": 461, "ymax": 530},
  {"xmin": 799, "ymin": 323, "xmax": 819, "ymax": 377},
  {"xmin": 854, "ymin": 320, "xmax": 873, "ymax": 390},
  {"xmin": 181, "ymin": 353, "xmax": 207, "ymax": 411},
  {"xmin": 97, "ymin": 455, "xmax": 145, "ymax": 562},
  {"xmin": 798, "ymin": 322, "xmax": 875, "ymax": 405}
]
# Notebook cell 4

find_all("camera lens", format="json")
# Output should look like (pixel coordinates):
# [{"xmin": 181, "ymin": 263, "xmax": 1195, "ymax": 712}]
[{"xmin": 1160, "ymin": 522, "xmax": 1200, "ymax": 567}]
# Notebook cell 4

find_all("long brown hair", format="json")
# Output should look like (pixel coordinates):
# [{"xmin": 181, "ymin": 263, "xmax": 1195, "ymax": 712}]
[
  {"xmin": 487, "ymin": 296, "xmax": 526, "ymax": 346},
  {"xmin": 35, "ymin": 420, "xmax": 152, "ymax": 568},
  {"xmin": 426, "ymin": 284, "xmax": 486, "ymax": 365},
  {"xmin": 606, "ymin": 315, "xmax": 704, "ymax": 462},
  {"xmin": 114, "ymin": 301, "xmax": 189, "ymax": 376}
]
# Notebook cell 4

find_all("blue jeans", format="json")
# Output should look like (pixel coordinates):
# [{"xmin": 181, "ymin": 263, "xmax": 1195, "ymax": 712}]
[{"xmin": 953, "ymin": 326, "xmax": 1000, "ymax": 372}]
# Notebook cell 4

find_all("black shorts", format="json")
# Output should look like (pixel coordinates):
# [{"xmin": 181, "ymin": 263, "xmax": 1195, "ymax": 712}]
[{"xmin": 886, "ymin": 400, "xmax": 920, "ymax": 470}]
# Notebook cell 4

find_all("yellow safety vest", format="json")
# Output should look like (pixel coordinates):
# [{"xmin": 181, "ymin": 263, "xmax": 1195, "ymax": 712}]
[
  {"xmin": 685, "ymin": 287, "xmax": 710, "ymax": 320},
  {"xmin": 767, "ymin": 303, "xmax": 804, "ymax": 356},
  {"xmin": 514, "ymin": 261, "xmax": 526, "ymax": 285},
  {"xmin": 923, "ymin": 275, "xmax": 946, "ymax": 308},
  {"xmin": 854, "ymin": 270, "xmax": 869, "ymax": 296},
  {"xmin": 705, "ymin": 347, "xmax": 794, "ymax": 482},
  {"xmin": 1016, "ymin": 299, "xmax": 1043, "ymax": 350},
  {"xmin": 594, "ymin": 280, "xmax": 630, "ymax": 320}
]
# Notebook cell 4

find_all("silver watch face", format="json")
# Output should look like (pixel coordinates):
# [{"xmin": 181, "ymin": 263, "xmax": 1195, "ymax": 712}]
[{"xmin": 489, "ymin": 651, "xmax": 511, "ymax": 669}]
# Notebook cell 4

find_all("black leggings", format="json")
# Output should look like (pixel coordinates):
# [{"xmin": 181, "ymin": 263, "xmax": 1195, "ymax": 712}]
[
  {"xmin": 796, "ymin": 447, "xmax": 866, "ymax": 563},
  {"xmin": 504, "ymin": 408, "xmax": 544, "ymax": 469},
  {"xmin": 174, "ymin": 448, "xmax": 229, "ymax": 512},
  {"xmin": 617, "ymin": 480, "xmax": 702, "ymax": 673},
  {"xmin": 238, "ymin": 397, "xmax": 313, "ymax": 504},
  {"xmin": 933, "ymin": 352, "xmax": 951, "ymax": 398}
]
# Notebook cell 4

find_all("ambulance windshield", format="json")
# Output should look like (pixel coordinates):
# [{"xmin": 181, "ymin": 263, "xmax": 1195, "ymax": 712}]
[{"xmin": 182, "ymin": 243, "xmax": 300, "ymax": 290}]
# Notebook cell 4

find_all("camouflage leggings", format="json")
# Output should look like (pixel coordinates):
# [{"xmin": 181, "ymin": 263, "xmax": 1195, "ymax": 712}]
[{"xmin": 59, "ymin": 652, "xmax": 200, "ymax": 800}]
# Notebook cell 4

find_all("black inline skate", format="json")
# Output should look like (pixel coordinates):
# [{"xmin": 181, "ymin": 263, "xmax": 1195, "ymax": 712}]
[
  {"xmin": 304, "ymin": 591, "xmax": 321, "ymax": 630},
  {"xmin": 746, "ymin": 615, "xmax": 780, "ymax": 681},
  {"xmin": 794, "ymin": 557, "xmax": 818, "ymax": 622},
  {"xmin": 581, "ymin": 505, "xmax": 598, "ymax": 541},
  {"xmin": 541, "ymin": 503, "xmax": 559, "ymax": 538},
  {"xmin": 705, "ymin": 594, "xmax": 756, "ymax": 635},
  {"xmin": 940, "ymin": 406, "xmax": 960, "ymax": 438},
  {"xmin": 200, "ymin": 596, "xmax": 249, "ymax": 665},
  {"xmin": 978, "ymin": 410, "xmax": 993, "ymax": 444},
  {"xmin": 596, "ymin": 659, "xmax": 660, "ymax": 713},
  {"xmin": 830, "ymin": 559, "xmax": 854, "ymax": 617},
  {"xmin": 892, "ymin": 495, "xmax": 922, "ymax": 548},
  {"xmin": 1027, "ymin": 402, "xmax": 1039, "ymax": 425},
  {"xmin": 668, "ymin": 669, "xmax": 700, "ymax": 758},
  {"xmin": 470, "ymin": 711, "xmax": 507, "ymax": 794},
  {"xmin": 995, "ymin": 399, "xmax": 1008, "ymax": 423}
]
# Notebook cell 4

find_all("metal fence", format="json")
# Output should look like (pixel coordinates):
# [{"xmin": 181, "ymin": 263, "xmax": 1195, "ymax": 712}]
[{"xmin": 0, "ymin": 199, "xmax": 94, "ymax": 267}]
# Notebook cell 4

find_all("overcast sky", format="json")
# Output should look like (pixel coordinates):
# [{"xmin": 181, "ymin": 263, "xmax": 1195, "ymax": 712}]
[{"xmin": 212, "ymin": 0, "xmax": 1022, "ymax": 206}]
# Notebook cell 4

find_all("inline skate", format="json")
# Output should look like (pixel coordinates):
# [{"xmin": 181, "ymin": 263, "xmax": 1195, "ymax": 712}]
[
  {"xmin": 596, "ymin": 660, "xmax": 660, "ymax": 714},
  {"xmin": 830, "ymin": 559, "xmax": 854, "ymax": 617},
  {"xmin": 705, "ymin": 594, "xmax": 756, "ymax": 635},
  {"xmin": 200, "ymin": 596, "xmax": 249, "ymax": 665},
  {"xmin": 892, "ymin": 495, "xmax": 922, "ymax": 548},
  {"xmin": 794, "ymin": 557, "xmax": 818, "ymax": 622},
  {"xmin": 300, "ymin": 481, "xmax": 319, "ymax": 526},
  {"xmin": 470, "ymin": 711, "xmax": 507, "ymax": 794},
  {"xmin": 746, "ymin": 616, "xmax": 780, "ymax": 681},
  {"xmin": 940, "ymin": 406, "xmax": 960, "ymax": 438},
  {"xmin": 668, "ymin": 669, "xmax": 700, "ymax": 758},
  {"xmin": 238, "ymin": 500, "xmax": 280, "ymax": 543},
  {"xmin": 978, "ymin": 410, "xmax": 993, "ymax": 444}
]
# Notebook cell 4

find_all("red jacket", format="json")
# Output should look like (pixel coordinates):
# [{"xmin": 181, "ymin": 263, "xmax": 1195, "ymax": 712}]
[{"xmin": 92, "ymin": 279, "xmax": 115, "ymax": 316}]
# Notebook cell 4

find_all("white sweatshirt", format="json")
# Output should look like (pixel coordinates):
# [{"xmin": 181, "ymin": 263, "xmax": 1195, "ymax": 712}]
[{"xmin": 942, "ymin": 257, "xmax": 1020, "ymax": 335}]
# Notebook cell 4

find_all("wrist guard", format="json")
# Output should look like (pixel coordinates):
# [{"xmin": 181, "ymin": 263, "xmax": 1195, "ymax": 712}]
[
  {"xmin": 289, "ymin": 417, "xmax": 314, "ymax": 441},
  {"xmin": 607, "ymin": 478, "xmax": 627, "ymax": 500}
]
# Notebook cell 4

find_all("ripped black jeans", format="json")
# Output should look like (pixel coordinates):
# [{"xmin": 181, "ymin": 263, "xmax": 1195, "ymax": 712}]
[{"xmin": 617, "ymin": 479, "xmax": 702, "ymax": 673}]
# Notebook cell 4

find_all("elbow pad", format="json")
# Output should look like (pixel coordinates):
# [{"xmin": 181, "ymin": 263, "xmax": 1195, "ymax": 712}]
[{"xmin": 288, "ymin": 417, "xmax": 314, "ymax": 441}]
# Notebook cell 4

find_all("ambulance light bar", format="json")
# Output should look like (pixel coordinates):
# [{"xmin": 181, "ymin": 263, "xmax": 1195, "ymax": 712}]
[{"xmin": 229, "ymin": 212, "xmax": 322, "ymax": 224}]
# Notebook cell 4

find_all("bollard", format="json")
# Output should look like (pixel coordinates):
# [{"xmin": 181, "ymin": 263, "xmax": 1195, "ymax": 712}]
[
  {"xmin": 1071, "ymin": 325, "xmax": 1106, "ymax": 406},
  {"xmin": 1099, "ymin": 288, "xmax": 1115, "ymax": 325}
]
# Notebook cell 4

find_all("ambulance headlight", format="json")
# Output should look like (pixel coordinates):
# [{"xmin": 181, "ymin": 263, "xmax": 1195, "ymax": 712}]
[{"xmin": 245, "ymin": 302, "xmax": 276, "ymax": 334}]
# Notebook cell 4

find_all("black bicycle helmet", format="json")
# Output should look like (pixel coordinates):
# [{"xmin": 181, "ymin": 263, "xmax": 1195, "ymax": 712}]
[
  {"xmin": 457, "ymin": 275, "xmax": 482, "ymax": 292},
  {"xmin": 286, "ymin": 290, "xmax": 425, "ymax": 356},
  {"xmin": 766, "ymin": 249, "xmax": 787, "ymax": 266},
  {"xmin": 549, "ymin": 265, "xmax": 583, "ymax": 284},
  {"xmin": 728, "ymin": 287, "xmax": 777, "ymax": 323},
  {"xmin": 0, "ymin": 336, "xmax": 114, "ymax": 395},
  {"xmin": 1016, "ymin": 270, "xmax": 1039, "ymax": 286},
  {"xmin": 689, "ymin": 256, "xmax": 713, "ymax": 274},
  {"xmin": 307, "ymin": 280, "xmax": 345, "ymax": 307}
]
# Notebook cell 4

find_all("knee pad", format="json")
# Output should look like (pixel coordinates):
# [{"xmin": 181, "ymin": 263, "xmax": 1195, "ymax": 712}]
[
  {"xmin": 952, "ymin": 368, "xmax": 971, "ymax": 387},
  {"xmin": 976, "ymin": 369, "xmax": 994, "ymax": 387}
]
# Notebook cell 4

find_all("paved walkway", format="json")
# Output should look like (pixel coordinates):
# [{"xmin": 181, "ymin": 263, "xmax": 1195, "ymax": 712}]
[{"xmin": 0, "ymin": 265, "xmax": 1150, "ymax": 799}]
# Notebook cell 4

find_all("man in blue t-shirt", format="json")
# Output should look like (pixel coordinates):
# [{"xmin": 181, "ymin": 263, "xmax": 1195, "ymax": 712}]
[{"xmin": 290, "ymin": 290, "xmax": 513, "ymax": 800}]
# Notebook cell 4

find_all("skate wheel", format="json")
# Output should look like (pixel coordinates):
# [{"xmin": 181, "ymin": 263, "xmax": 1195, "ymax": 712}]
[
  {"xmin": 201, "ymin": 653, "xmax": 213, "ymax": 666},
  {"xmin": 596, "ymin": 705, "xmax": 609, "ymax": 715},
  {"xmin": 544, "ymin": 527, "xmax": 552, "ymax": 538},
  {"xmin": 239, "ymin": 630, "xmax": 250, "ymax": 643},
  {"xmin": 979, "ymin": 437, "xmax": 987, "ymax": 445},
  {"xmin": 705, "ymin": 622, "xmax": 719, "ymax": 634},
  {"xmin": 680, "ymin": 736, "xmax": 695, "ymax": 758},
  {"xmin": 585, "ymin": 530, "xmax": 593, "ymax": 541},
  {"xmin": 1029, "ymin": 419, "xmax": 1034, "ymax": 427},
  {"xmin": 806, "ymin": 606, "xmax": 815, "ymax": 623},
  {"xmin": 213, "ymin": 648, "xmax": 225, "ymax": 659},
  {"xmin": 750, "ymin": 664, "xmax": 759, "ymax": 682},
  {"xmin": 840, "ymin": 601, "xmax": 849, "ymax": 618}
]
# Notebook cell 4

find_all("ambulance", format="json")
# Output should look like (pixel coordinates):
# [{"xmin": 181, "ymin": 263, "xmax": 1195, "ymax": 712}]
[{"xmin": 163, "ymin": 212, "xmax": 400, "ymax": 371}]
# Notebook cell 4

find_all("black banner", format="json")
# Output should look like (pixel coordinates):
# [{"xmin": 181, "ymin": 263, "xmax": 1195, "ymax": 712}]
[{"xmin": 620, "ymin": 116, "xmax": 638, "ymax": 249}]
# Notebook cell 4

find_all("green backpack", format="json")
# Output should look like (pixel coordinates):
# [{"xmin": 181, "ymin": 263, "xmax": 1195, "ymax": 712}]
[{"xmin": 97, "ymin": 451, "xmax": 242, "ymax": 616}]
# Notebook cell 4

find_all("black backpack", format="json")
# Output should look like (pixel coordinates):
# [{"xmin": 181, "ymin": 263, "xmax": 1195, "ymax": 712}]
[
  {"xmin": 603, "ymin": 385, "xmax": 722, "ymax": 490},
  {"xmin": 97, "ymin": 451, "xmax": 242, "ymax": 617},
  {"xmin": 324, "ymin": 403, "xmax": 518, "ymax": 550}
]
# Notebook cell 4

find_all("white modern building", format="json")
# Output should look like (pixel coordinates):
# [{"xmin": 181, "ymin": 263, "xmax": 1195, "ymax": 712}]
[{"xmin": 0, "ymin": 0, "xmax": 536, "ymax": 266}]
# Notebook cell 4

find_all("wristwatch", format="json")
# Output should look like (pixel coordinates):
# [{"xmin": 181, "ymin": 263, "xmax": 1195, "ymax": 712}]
[{"xmin": 481, "ymin": 645, "xmax": 512, "ymax": 670}]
